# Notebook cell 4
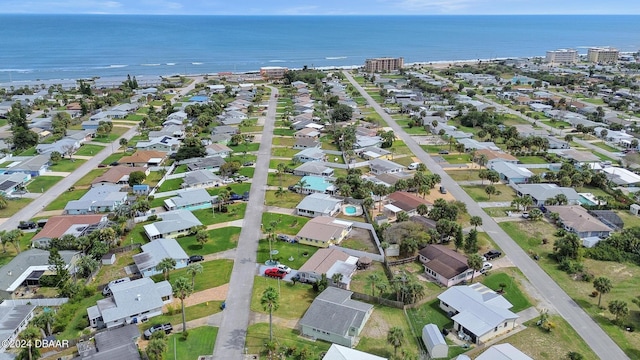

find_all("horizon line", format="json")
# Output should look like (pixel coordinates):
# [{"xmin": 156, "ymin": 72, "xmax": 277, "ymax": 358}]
[{"xmin": 0, "ymin": 13, "xmax": 638, "ymax": 16}]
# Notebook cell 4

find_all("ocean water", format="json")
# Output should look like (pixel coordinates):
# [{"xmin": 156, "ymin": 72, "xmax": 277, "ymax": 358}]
[{"xmin": 1, "ymin": 15, "xmax": 639, "ymax": 82}]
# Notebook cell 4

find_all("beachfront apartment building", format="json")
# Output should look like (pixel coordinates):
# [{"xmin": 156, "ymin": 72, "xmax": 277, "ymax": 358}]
[
  {"xmin": 260, "ymin": 66, "xmax": 288, "ymax": 80},
  {"xmin": 364, "ymin": 57, "xmax": 404, "ymax": 73},
  {"xmin": 588, "ymin": 47, "xmax": 619, "ymax": 64},
  {"xmin": 545, "ymin": 49, "xmax": 578, "ymax": 64}
]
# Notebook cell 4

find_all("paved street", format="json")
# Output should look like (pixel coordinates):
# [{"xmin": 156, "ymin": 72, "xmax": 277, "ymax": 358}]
[
  {"xmin": 212, "ymin": 86, "xmax": 279, "ymax": 360},
  {"xmin": 344, "ymin": 71, "xmax": 630, "ymax": 360}
]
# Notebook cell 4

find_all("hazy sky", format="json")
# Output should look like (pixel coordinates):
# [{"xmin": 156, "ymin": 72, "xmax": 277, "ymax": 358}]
[{"xmin": 0, "ymin": 0, "xmax": 638, "ymax": 15}]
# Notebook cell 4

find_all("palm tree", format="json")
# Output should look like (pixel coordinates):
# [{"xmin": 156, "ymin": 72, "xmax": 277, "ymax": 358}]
[
  {"xmin": 186, "ymin": 262, "xmax": 204, "ymax": 289},
  {"xmin": 0, "ymin": 194, "xmax": 8, "ymax": 210},
  {"xmin": 520, "ymin": 195, "xmax": 534, "ymax": 211},
  {"xmin": 0, "ymin": 230, "xmax": 7, "ymax": 253},
  {"xmin": 417, "ymin": 203, "xmax": 429, "ymax": 216},
  {"xmin": 387, "ymin": 327, "xmax": 404, "ymax": 357},
  {"xmin": 484, "ymin": 185, "xmax": 497, "ymax": 200},
  {"xmin": 156, "ymin": 258, "xmax": 176, "ymax": 281},
  {"xmin": 608, "ymin": 300, "xmax": 629, "ymax": 324},
  {"xmin": 396, "ymin": 211, "xmax": 409, "ymax": 222},
  {"xmin": 195, "ymin": 230, "xmax": 209, "ymax": 248},
  {"xmin": 5, "ymin": 229, "xmax": 22, "ymax": 254},
  {"xmin": 467, "ymin": 254, "xmax": 484, "ymax": 283},
  {"xmin": 294, "ymin": 179, "xmax": 308, "ymax": 195},
  {"xmin": 274, "ymin": 186, "xmax": 286, "ymax": 199},
  {"xmin": 593, "ymin": 277, "xmax": 612, "ymax": 308},
  {"xmin": 367, "ymin": 273, "xmax": 381, "ymax": 297},
  {"xmin": 339, "ymin": 184, "xmax": 352, "ymax": 198},
  {"xmin": 362, "ymin": 197, "xmax": 374, "ymax": 217},
  {"xmin": 173, "ymin": 277, "xmax": 193, "ymax": 334},
  {"xmin": 33, "ymin": 311, "xmax": 55, "ymax": 336},
  {"xmin": 18, "ymin": 326, "xmax": 41, "ymax": 360},
  {"xmin": 217, "ymin": 190, "xmax": 230, "ymax": 212},
  {"xmin": 146, "ymin": 335, "xmax": 168, "ymax": 360},
  {"xmin": 261, "ymin": 286, "xmax": 280, "ymax": 342},
  {"xmin": 470, "ymin": 216, "xmax": 482, "ymax": 230},
  {"xmin": 276, "ymin": 163, "xmax": 286, "ymax": 187},
  {"xmin": 331, "ymin": 273, "xmax": 344, "ymax": 287}
]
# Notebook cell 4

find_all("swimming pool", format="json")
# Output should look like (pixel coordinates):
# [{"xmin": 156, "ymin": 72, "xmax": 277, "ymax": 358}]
[
  {"xmin": 345, "ymin": 205, "xmax": 357, "ymax": 215},
  {"xmin": 578, "ymin": 195, "xmax": 596, "ymax": 206}
]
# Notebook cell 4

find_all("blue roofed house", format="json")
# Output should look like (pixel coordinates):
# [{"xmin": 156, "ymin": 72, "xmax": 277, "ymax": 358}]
[
  {"xmin": 87, "ymin": 278, "xmax": 173, "ymax": 329},
  {"xmin": 300, "ymin": 287, "xmax": 373, "ymax": 348},
  {"xmin": 293, "ymin": 148, "xmax": 327, "ymax": 163},
  {"xmin": 143, "ymin": 210, "xmax": 202, "ymax": 240},
  {"xmin": 489, "ymin": 161, "xmax": 533, "ymax": 184},
  {"xmin": 133, "ymin": 238, "xmax": 189, "ymax": 277},
  {"xmin": 297, "ymin": 175, "xmax": 336, "ymax": 195},
  {"xmin": 296, "ymin": 193, "xmax": 343, "ymax": 217},
  {"xmin": 64, "ymin": 184, "xmax": 128, "ymax": 214},
  {"xmin": 163, "ymin": 188, "xmax": 214, "ymax": 211},
  {"xmin": 0, "ymin": 155, "xmax": 50, "ymax": 177},
  {"xmin": 437, "ymin": 283, "xmax": 519, "ymax": 344},
  {"xmin": 132, "ymin": 184, "xmax": 150, "ymax": 195}
]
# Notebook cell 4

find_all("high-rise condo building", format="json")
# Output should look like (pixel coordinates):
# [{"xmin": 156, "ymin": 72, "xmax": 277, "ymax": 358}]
[
  {"xmin": 364, "ymin": 57, "xmax": 404, "ymax": 72},
  {"xmin": 588, "ymin": 47, "xmax": 619, "ymax": 64},
  {"xmin": 545, "ymin": 49, "xmax": 578, "ymax": 64}
]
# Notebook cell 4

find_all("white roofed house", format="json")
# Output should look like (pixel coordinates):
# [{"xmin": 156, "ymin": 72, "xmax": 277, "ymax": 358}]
[
  {"xmin": 181, "ymin": 169, "xmax": 222, "ymax": 189},
  {"xmin": 87, "ymin": 278, "xmax": 173, "ymax": 329},
  {"xmin": 601, "ymin": 166, "xmax": 640, "ymax": 186},
  {"xmin": 135, "ymin": 136, "xmax": 180, "ymax": 153},
  {"xmin": 489, "ymin": 161, "xmax": 533, "ymax": 184},
  {"xmin": 163, "ymin": 188, "xmax": 213, "ymax": 211},
  {"xmin": 293, "ymin": 148, "xmax": 327, "ymax": 163},
  {"xmin": 133, "ymin": 238, "xmax": 189, "ymax": 277},
  {"xmin": 143, "ymin": 209, "xmax": 202, "ymax": 240},
  {"xmin": 511, "ymin": 183, "xmax": 581, "ymax": 206},
  {"xmin": 296, "ymin": 193, "xmax": 343, "ymax": 218},
  {"xmin": 437, "ymin": 283, "xmax": 519, "ymax": 344},
  {"xmin": 205, "ymin": 143, "xmax": 232, "ymax": 158},
  {"xmin": 476, "ymin": 343, "xmax": 533, "ymax": 360},
  {"xmin": 293, "ymin": 161, "xmax": 334, "ymax": 177},
  {"xmin": 368, "ymin": 158, "xmax": 404, "ymax": 175}
]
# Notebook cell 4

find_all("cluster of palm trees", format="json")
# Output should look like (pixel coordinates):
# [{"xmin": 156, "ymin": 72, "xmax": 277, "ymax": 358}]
[{"xmin": 0, "ymin": 229, "xmax": 24, "ymax": 254}]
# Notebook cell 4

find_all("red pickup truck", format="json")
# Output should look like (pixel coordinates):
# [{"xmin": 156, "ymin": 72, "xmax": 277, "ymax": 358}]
[{"xmin": 264, "ymin": 268, "xmax": 286, "ymax": 279}]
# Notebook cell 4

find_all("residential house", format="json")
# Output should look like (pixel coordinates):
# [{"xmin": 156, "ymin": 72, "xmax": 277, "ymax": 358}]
[
  {"xmin": 35, "ymin": 138, "xmax": 80, "ymax": 155},
  {"xmin": 64, "ymin": 184, "xmax": 128, "ymax": 214},
  {"xmin": 67, "ymin": 129, "xmax": 96, "ymax": 144},
  {"xmin": 295, "ymin": 128, "xmax": 321, "ymax": 140},
  {"xmin": 547, "ymin": 136, "xmax": 570, "ymax": 149},
  {"xmin": 91, "ymin": 166, "xmax": 149, "ymax": 187},
  {"xmin": 296, "ymin": 217, "xmax": 352, "ymax": 248},
  {"xmin": 135, "ymin": 136, "xmax": 180, "ymax": 152},
  {"xmin": 211, "ymin": 125, "xmax": 239, "ymax": 135},
  {"xmin": 205, "ymin": 143, "xmax": 232, "ymax": 158},
  {"xmin": 489, "ymin": 161, "xmax": 533, "ymax": 184},
  {"xmin": 148, "ymin": 125, "xmax": 184, "ymax": 139},
  {"xmin": 0, "ymin": 155, "xmax": 50, "ymax": 176},
  {"xmin": 322, "ymin": 344, "xmax": 387, "ymax": 360},
  {"xmin": 293, "ymin": 148, "xmax": 326, "ymax": 163},
  {"xmin": 601, "ymin": 167, "xmax": 640, "ymax": 186},
  {"xmin": 293, "ymin": 162, "xmax": 334, "ymax": 177},
  {"xmin": 293, "ymin": 137, "xmax": 321, "ymax": 150},
  {"xmin": 476, "ymin": 344, "xmax": 532, "ymax": 360},
  {"xmin": 0, "ymin": 172, "xmax": 31, "ymax": 196},
  {"xmin": 133, "ymin": 238, "xmax": 189, "ymax": 277},
  {"xmin": 181, "ymin": 169, "xmax": 222, "ymax": 189},
  {"xmin": 356, "ymin": 146, "xmax": 392, "ymax": 160},
  {"xmin": 368, "ymin": 158, "xmax": 404, "ymax": 175},
  {"xmin": 0, "ymin": 249, "xmax": 81, "ymax": 299},
  {"xmin": 298, "ymin": 248, "xmax": 359, "ymax": 289},
  {"xmin": 437, "ymin": 283, "xmax": 519, "ymax": 344},
  {"xmin": 511, "ymin": 183, "xmax": 581, "ymax": 206},
  {"xmin": 74, "ymin": 324, "xmax": 141, "ymax": 360},
  {"xmin": 184, "ymin": 156, "xmax": 226, "ymax": 172},
  {"xmin": 291, "ymin": 118, "xmax": 315, "ymax": 131},
  {"xmin": 143, "ymin": 209, "xmax": 202, "ymax": 240},
  {"xmin": 163, "ymin": 188, "xmax": 213, "ymax": 211},
  {"xmin": 0, "ymin": 304, "xmax": 36, "ymax": 351},
  {"xmin": 300, "ymin": 287, "xmax": 373, "ymax": 348},
  {"xmin": 386, "ymin": 191, "xmax": 432, "ymax": 216},
  {"xmin": 556, "ymin": 149, "xmax": 600, "ymax": 164},
  {"xmin": 210, "ymin": 133, "xmax": 232, "ymax": 145},
  {"xmin": 354, "ymin": 135, "xmax": 383, "ymax": 149},
  {"xmin": 296, "ymin": 193, "xmax": 343, "ymax": 217},
  {"xmin": 87, "ymin": 278, "xmax": 172, "ymax": 329},
  {"xmin": 32, "ymin": 214, "xmax": 110, "ymax": 248},
  {"xmin": 418, "ymin": 245, "xmax": 475, "ymax": 287},
  {"xmin": 118, "ymin": 151, "xmax": 167, "ymax": 167},
  {"xmin": 362, "ymin": 172, "xmax": 413, "ymax": 188},
  {"xmin": 545, "ymin": 205, "xmax": 613, "ymax": 239},
  {"xmin": 297, "ymin": 175, "xmax": 336, "ymax": 195},
  {"xmin": 166, "ymin": 110, "xmax": 188, "ymax": 123},
  {"xmin": 474, "ymin": 149, "xmax": 517, "ymax": 165}
]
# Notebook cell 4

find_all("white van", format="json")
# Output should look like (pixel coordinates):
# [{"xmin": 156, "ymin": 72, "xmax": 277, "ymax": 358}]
[{"xmin": 408, "ymin": 162, "xmax": 421, "ymax": 170}]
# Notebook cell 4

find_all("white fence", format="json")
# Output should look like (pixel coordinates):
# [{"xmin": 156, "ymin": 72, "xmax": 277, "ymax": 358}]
[{"xmin": 1, "ymin": 298, "xmax": 69, "ymax": 307}]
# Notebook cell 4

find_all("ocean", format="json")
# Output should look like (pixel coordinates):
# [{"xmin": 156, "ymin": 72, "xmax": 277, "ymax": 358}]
[{"xmin": 1, "ymin": 15, "xmax": 640, "ymax": 82}]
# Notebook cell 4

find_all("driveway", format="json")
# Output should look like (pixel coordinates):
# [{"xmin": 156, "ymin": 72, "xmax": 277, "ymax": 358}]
[{"xmin": 344, "ymin": 71, "xmax": 629, "ymax": 360}]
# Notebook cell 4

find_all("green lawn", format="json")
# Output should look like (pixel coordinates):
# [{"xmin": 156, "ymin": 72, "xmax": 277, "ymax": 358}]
[
  {"xmin": 228, "ymin": 142, "xmax": 260, "ymax": 153},
  {"xmin": 238, "ymin": 167, "xmax": 255, "ymax": 178},
  {"xmin": 271, "ymin": 147, "xmax": 300, "ymax": 158},
  {"xmin": 177, "ymin": 227, "xmax": 240, "ymax": 255},
  {"xmin": 481, "ymin": 272, "xmax": 533, "ymax": 312},
  {"xmin": 206, "ymin": 183, "xmax": 251, "ymax": 197},
  {"xmin": 151, "ymin": 259, "xmax": 233, "ymax": 292},
  {"xmin": 164, "ymin": 326, "xmax": 218, "ymax": 360},
  {"xmin": 261, "ymin": 212, "xmax": 309, "ymax": 235},
  {"xmin": 192, "ymin": 202, "xmax": 247, "ymax": 225},
  {"xmin": 256, "ymin": 239, "xmax": 319, "ymax": 269},
  {"xmin": 540, "ymin": 119, "xmax": 571, "ymax": 129},
  {"xmin": 592, "ymin": 141, "xmax": 620, "ymax": 152},
  {"xmin": 44, "ymin": 189, "xmax": 88, "ymax": 210},
  {"xmin": 75, "ymin": 144, "xmax": 106, "ymax": 156},
  {"xmin": 57, "ymin": 293, "xmax": 104, "ymax": 340},
  {"xmin": 173, "ymin": 164, "xmax": 188, "ymax": 174},
  {"xmin": 158, "ymin": 178, "xmax": 183, "ymax": 192},
  {"xmin": 26, "ymin": 176, "xmax": 64, "ymax": 193},
  {"xmin": 357, "ymin": 305, "xmax": 421, "ymax": 359},
  {"xmin": 0, "ymin": 232, "xmax": 36, "ymax": 267},
  {"xmin": 245, "ymin": 323, "xmax": 330, "ymax": 360},
  {"xmin": 441, "ymin": 153, "xmax": 473, "ymax": 164},
  {"xmin": 251, "ymin": 276, "xmax": 317, "ymax": 319},
  {"xmin": 616, "ymin": 210, "xmax": 640, "ymax": 228},
  {"xmin": 267, "ymin": 173, "xmax": 301, "ymax": 188},
  {"xmin": 143, "ymin": 302, "xmax": 223, "ymax": 331},
  {"xmin": 517, "ymin": 156, "xmax": 549, "ymax": 164},
  {"xmin": 350, "ymin": 262, "xmax": 393, "ymax": 298},
  {"xmin": 461, "ymin": 184, "xmax": 516, "ymax": 202},
  {"xmin": 273, "ymin": 129, "xmax": 295, "ymax": 136},
  {"xmin": 272, "ymin": 137, "xmax": 296, "ymax": 147},
  {"xmin": 74, "ymin": 168, "xmax": 109, "ymax": 187},
  {"xmin": 265, "ymin": 190, "xmax": 302, "ymax": 208},
  {"xmin": 100, "ymin": 152, "xmax": 125, "ymax": 165},
  {"xmin": 583, "ymin": 98, "xmax": 606, "ymax": 105},
  {"xmin": 91, "ymin": 126, "xmax": 129, "ymax": 143},
  {"xmin": 49, "ymin": 159, "xmax": 87, "ymax": 172},
  {"xmin": 483, "ymin": 207, "xmax": 516, "ymax": 217},
  {"xmin": 447, "ymin": 169, "xmax": 481, "ymax": 181}
]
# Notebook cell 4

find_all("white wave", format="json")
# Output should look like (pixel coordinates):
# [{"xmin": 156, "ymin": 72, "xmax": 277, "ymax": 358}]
[
  {"xmin": 108, "ymin": 64, "xmax": 127, "ymax": 68},
  {"xmin": 0, "ymin": 68, "xmax": 33, "ymax": 72},
  {"xmin": 166, "ymin": 63, "xmax": 176, "ymax": 66},
  {"xmin": 141, "ymin": 63, "xmax": 161, "ymax": 66},
  {"xmin": 191, "ymin": 62, "xmax": 203, "ymax": 65},
  {"xmin": 268, "ymin": 60, "xmax": 286, "ymax": 63},
  {"xmin": 325, "ymin": 56, "xmax": 347, "ymax": 60}
]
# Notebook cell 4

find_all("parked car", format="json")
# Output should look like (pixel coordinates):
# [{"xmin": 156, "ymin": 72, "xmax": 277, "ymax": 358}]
[
  {"xmin": 243, "ymin": 161, "xmax": 254, "ymax": 167},
  {"xmin": 222, "ymin": 178, "xmax": 234, "ymax": 184},
  {"xmin": 483, "ymin": 250, "xmax": 502, "ymax": 260},
  {"xmin": 102, "ymin": 277, "xmax": 131, "ymax": 296},
  {"xmin": 408, "ymin": 162, "xmax": 421, "ymax": 170},
  {"xmin": 276, "ymin": 264, "xmax": 292, "ymax": 274},
  {"xmin": 235, "ymin": 175, "xmax": 248, "ymax": 182},
  {"xmin": 264, "ymin": 268, "xmax": 286, "ymax": 279},
  {"xmin": 277, "ymin": 234, "xmax": 292, "ymax": 242},
  {"xmin": 481, "ymin": 262, "xmax": 493, "ymax": 273},
  {"xmin": 109, "ymin": 162, "xmax": 119, "ymax": 166},
  {"xmin": 229, "ymin": 193, "xmax": 244, "ymax": 201},
  {"xmin": 439, "ymin": 186, "xmax": 447, "ymax": 194},
  {"xmin": 143, "ymin": 323, "xmax": 173, "ymax": 339},
  {"xmin": 188, "ymin": 255, "xmax": 204, "ymax": 263},
  {"xmin": 18, "ymin": 221, "xmax": 37, "ymax": 230},
  {"xmin": 438, "ymin": 150, "xmax": 449, "ymax": 155}
]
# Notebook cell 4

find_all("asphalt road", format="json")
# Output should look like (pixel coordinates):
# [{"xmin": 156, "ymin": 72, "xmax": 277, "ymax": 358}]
[
  {"xmin": 212, "ymin": 86, "xmax": 279, "ymax": 360},
  {"xmin": 0, "ymin": 126, "xmax": 138, "ymax": 232},
  {"xmin": 344, "ymin": 71, "xmax": 630, "ymax": 360}
]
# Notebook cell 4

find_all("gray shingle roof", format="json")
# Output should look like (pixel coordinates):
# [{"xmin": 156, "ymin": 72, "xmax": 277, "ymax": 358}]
[
  {"xmin": 300, "ymin": 287, "xmax": 372, "ymax": 336},
  {"xmin": 165, "ymin": 188, "xmax": 212, "ymax": 208},
  {"xmin": 95, "ymin": 278, "xmax": 172, "ymax": 324},
  {"xmin": 0, "ymin": 249, "xmax": 79, "ymax": 292},
  {"xmin": 182, "ymin": 170, "xmax": 221, "ymax": 187},
  {"xmin": 0, "ymin": 304, "xmax": 36, "ymax": 345},
  {"xmin": 296, "ymin": 193, "xmax": 342, "ymax": 215},
  {"xmin": 133, "ymin": 238, "xmax": 189, "ymax": 272},
  {"xmin": 143, "ymin": 209, "xmax": 202, "ymax": 238}
]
